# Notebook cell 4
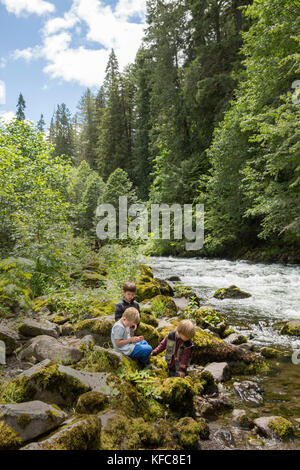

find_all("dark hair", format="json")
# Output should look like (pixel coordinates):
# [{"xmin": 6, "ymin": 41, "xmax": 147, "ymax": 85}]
[{"xmin": 123, "ymin": 282, "xmax": 136, "ymax": 293}]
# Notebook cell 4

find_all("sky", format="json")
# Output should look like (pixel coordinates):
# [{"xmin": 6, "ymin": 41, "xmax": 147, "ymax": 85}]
[{"xmin": 0, "ymin": 0, "xmax": 147, "ymax": 127}]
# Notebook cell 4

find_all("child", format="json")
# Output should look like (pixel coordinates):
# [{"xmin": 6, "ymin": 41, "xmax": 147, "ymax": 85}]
[
  {"xmin": 115, "ymin": 282, "xmax": 140, "ymax": 334},
  {"xmin": 111, "ymin": 307, "xmax": 152, "ymax": 365},
  {"xmin": 151, "ymin": 320, "xmax": 195, "ymax": 377}
]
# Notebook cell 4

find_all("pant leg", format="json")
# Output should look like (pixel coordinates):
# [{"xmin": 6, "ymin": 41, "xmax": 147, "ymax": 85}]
[
  {"xmin": 169, "ymin": 370, "xmax": 179, "ymax": 377},
  {"xmin": 130, "ymin": 340, "xmax": 152, "ymax": 364}
]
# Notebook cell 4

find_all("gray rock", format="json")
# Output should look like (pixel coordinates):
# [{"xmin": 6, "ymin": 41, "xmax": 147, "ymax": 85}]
[
  {"xmin": 0, "ymin": 326, "xmax": 19, "ymax": 354},
  {"xmin": 20, "ymin": 415, "xmax": 102, "ymax": 450},
  {"xmin": 18, "ymin": 319, "xmax": 60, "ymax": 338},
  {"xmin": 231, "ymin": 409, "xmax": 254, "ymax": 430},
  {"xmin": 0, "ymin": 401, "xmax": 66, "ymax": 447},
  {"xmin": 233, "ymin": 380, "xmax": 264, "ymax": 405},
  {"xmin": 166, "ymin": 276, "xmax": 181, "ymax": 282},
  {"xmin": 16, "ymin": 359, "xmax": 114, "ymax": 405},
  {"xmin": 253, "ymin": 416, "xmax": 279, "ymax": 438},
  {"xmin": 204, "ymin": 362, "xmax": 231, "ymax": 382},
  {"xmin": 60, "ymin": 324, "xmax": 75, "ymax": 336},
  {"xmin": 18, "ymin": 335, "xmax": 83, "ymax": 365}
]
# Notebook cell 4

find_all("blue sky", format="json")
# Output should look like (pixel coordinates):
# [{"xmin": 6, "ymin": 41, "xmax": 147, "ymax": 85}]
[{"xmin": 0, "ymin": 0, "xmax": 146, "ymax": 127}]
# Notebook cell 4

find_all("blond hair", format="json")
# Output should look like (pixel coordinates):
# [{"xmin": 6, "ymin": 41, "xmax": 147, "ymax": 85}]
[
  {"xmin": 177, "ymin": 319, "xmax": 196, "ymax": 339},
  {"xmin": 122, "ymin": 307, "xmax": 140, "ymax": 324}
]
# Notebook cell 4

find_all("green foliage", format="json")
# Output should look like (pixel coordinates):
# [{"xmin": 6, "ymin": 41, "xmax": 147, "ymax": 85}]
[{"xmin": 119, "ymin": 367, "xmax": 162, "ymax": 401}]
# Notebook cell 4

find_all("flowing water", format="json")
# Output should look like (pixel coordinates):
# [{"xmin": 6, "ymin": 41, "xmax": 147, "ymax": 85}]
[{"xmin": 149, "ymin": 256, "xmax": 300, "ymax": 448}]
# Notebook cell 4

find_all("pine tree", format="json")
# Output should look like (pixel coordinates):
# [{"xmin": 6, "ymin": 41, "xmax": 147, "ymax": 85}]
[
  {"xmin": 49, "ymin": 104, "xmax": 75, "ymax": 160},
  {"xmin": 37, "ymin": 114, "xmax": 45, "ymax": 133},
  {"xmin": 16, "ymin": 93, "xmax": 26, "ymax": 121},
  {"xmin": 76, "ymin": 89, "xmax": 98, "ymax": 169}
]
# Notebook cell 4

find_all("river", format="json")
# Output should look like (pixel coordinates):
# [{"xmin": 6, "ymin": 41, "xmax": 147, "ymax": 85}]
[{"xmin": 149, "ymin": 256, "xmax": 300, "ymax": 448}]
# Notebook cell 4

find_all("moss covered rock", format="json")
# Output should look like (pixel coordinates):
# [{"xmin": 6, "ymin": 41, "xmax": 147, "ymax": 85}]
[
  {"xmin": 136, "ymin": 322, "xmax": 160, "ymax": 349},
  {"xmin": 135, "ymin": 282, "xmax": 161, "ymax": 302},
  {"xmin": 156, "ymin": 377, "xmax": 195, "ymax": 416},
  {"xmin": 75, "ymin": 318, "xmax": 113, "ymax": 345},
  {"xmin": 76, "ymin": 391, "xmax": 108, "ymax": 414},
  {"xmin": 0, "ymin": 420, "xmax": 22, "ymax": 450},
  {"xmin": 254, "ymin": 416, "xmax": 294, "ymax": 440},
  {"xmin": 0, "ymin": 401, "xmax": 67, "ymax": 447},
  {"xmin": 100, "ymin": 412, "xmax": 164, "ymax": 450},
  {"xmin": 81, "ymin": 271, "xmax": 106, "ymax": 288},
  {"xmin": 192, "ymin": 327, "xmax": 260, "ymax": 367},
  {"xmin": 140, "ymin": 313, "xmax": 159, "ymax": 328},
  {"xmin": 146, "ymin": 295, "xmax": 178, "ymax": 318},
  {"xmin": 189, "ymin": 307, "xmax": 227, "ymax": 332},
  {"xmin": 213, "ymin": 285, "xmax": 251, "ymax": 300},
  {"xmin": 154, "ymin": 278, "xmax": 174, "ymax": 297},
  {"xmin": 139, "ymin": 264, "xmax": 154, "ymax": 279},
  {"xmin": 260, "ymin": 347, "xmax": 283, "ymax": 359},
  {"xmin": 13, "ymin": 359, "xmax": 115, "ymax": 406},
  {"xmin": 175, "ymin": 417, "xmax": 209, "ymax": 448},
  {"xmin": 279, "ymin": 320, "xmax": 300, "ymax": 337},
  {"xmin": 21, "ymin": 415, "xmax": 102, "ymax": 450}
]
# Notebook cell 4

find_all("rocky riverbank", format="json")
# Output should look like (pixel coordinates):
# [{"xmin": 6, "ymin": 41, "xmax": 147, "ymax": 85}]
[{"xmin": 0, "ymin": 261, "xmax": 299, "ymax": 450}]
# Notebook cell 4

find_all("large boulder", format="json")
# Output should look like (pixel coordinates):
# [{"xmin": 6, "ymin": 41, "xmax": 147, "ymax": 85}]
[
  {"xmin": 0, "ymin": 326, "xmax": 19, "ymax": 355},
  {"xmin": 136, "ymin": 322, "xmax": 160, "ymax": 349},
  {"xmin": 175, "ymin": 417, "xmax": 209, "ymax": 449},
  {"xmin": 154, "ymin": 278, "xmax": 174, "ymax": 297},
  {"xmin": 0, "ymin": 401, "xmax": 67, "ymax": 450},
  {"xmin": 192, "ymin": 327, "xmax": 261, "ymax": 367},
  {"xmin": 18, "ymin": 335, "xmax": 83, "ymax": 365},
  {"xmin": 20, "ymin": 415, "xmax": 102, "ymax": 450},
  {"xmin": 13, "ymin": 359, "xmax": 115, "ymax": 406},
  {"xmin": 204, "ymin": 362, "xmax": 231, "ymax": 383},
  {"xmin": 213, "ymin": 285, "xmax": 251, "ymax": 300},
  {"xmin": 18, "ymin": 319, "xmax": 60, "ymax": 339},
  {"xmin": 279, "ymin": 320, "xmax": 300, "ymax": 337},
  {"xmin": 75, "ymin": 317, "xmax": 113, "ymax": 345},
  {"xmin": 224, "ymin": 333, "xmax": 248, "ymax": 345},
  {"xmin": 135, "ymin": 282, "xmax": 161, "ymax": 302}
]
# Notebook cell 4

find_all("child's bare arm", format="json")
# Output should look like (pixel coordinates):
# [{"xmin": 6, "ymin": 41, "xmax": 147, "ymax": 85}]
[{"xmin": 115, "ymin": 337, "xmax": 140, "ymax": 347}]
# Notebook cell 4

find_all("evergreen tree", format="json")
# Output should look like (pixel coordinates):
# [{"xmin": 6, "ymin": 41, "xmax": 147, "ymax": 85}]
[
  {"xmin": 76, "ymin": 89, "xmax": 98, "ymax": 169},
  {"xmin": 49, "ymin": 104, "xmax": 75, "ymax": 160},
  {"xmin": 96, "ymin": 50, "xmax": 134, "ymax": 180},
  {"xmin": 37, "ymin": 114, "xmax": 45, "ymax": 133},
  {"xmin": 16, "ymin": 93, "xmax": 26, "ymax": 121}
]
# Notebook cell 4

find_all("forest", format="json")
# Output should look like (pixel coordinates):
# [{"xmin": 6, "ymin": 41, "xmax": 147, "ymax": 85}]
[{"xmin": 0, "ymin": 0, "xmax": 299, "ymax": 453}]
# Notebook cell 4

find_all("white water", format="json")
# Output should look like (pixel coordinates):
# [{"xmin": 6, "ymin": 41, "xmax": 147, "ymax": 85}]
[{"xmin": 149, "ymin": 256, "xmax": 300, "ymax": 350}]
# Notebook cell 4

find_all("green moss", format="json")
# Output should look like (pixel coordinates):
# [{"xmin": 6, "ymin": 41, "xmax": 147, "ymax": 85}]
[
  {"xmin": 139, "ymin": 264, "xmax": 154, "ymax": 279},
  {"xmin": 45, "ymin": 409, "xmax": 59, "ymax": 421},
  {"xmin": 268, "ymin": 417, "xmax": 294, "ymax": 439},
  {"xmin": 136, "ymin": 322, "xmax": 160, "ymax": 348},
  {"xmin": 75, "ymin": 319, "xmax": 113, "ymax": 338},
  {"xmin": 191, "ymin": 370, "xmax": 218, "ymax": 396},
  {"xmin": 135, "ymin": 282, "xmax": 161, "ymax": 302},
  {"xmin": 175, "ymin": 417, "xmax": 209, "ymax": 448},
  {"xmin": 156, "ymin": 377, "xmax": 195, "ymax": 416},
  {"xmin": 0, "ymin": 377, "xmax": 36, "ymax": 404},
  {"xmin": 0, "ymin": 421, "xmax": 22, "ymax": 450},
  {"xmin": 280, "ymin": 321, "xmax": 300, "ymax": 337},
  {"xmin": 101, "ymin": 413, "xmax": 162, "ymax": 450},
  {"xmin": 214, "ymin": 285, "xmax": 251, "ymax": 299},
  {"xmin": 222, "ymin": 328, "xmax": 236, "ymax": 338},
  {"xmin": 81, "ymin": 271, "xmax": 106, "ymax": 288},
  {"xmin": 140, "ymin": 313, "xmax": 159, "ymax": 328},
  {"xmin": 76, "ymin": 392, "xmax": 108, "ymax": 414},
  {"xmin": 148, "ymin": 295, "xmax": 177, "ymax": 318},
  {"xmin": 260, "ymin": 347, "xmax": 283, "ymax": 359},
  {"xmin": 173, "ymin": 284, "xmax": 194, "ymax": 298},
  {"xmin": 16, "ymin": 414, "xmax": 31, "ymax": 429},
  {"xmin": 41, "ymin": 416, "xmax": 101, "ymax": 450},
  {"xmin": 77, "ymin": 349, "xmax": 121, "ymax": 373},
  {"xmin": 230, "ymin": 360, "xmax": 270, "ymax": 376}
]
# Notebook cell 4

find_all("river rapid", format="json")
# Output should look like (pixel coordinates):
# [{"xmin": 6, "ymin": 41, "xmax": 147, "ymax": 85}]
[{"xmin": 149, "ymin": 256, "xmax": 300, "ymax": 449}]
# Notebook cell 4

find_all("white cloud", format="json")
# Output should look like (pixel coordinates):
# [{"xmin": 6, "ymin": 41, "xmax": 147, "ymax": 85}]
[
  {"xmin": 0, "ymin": 80, "xmax": 6, "ymax": 104},
  {"xmin": 0, "ymin": 111, "xmax": 15, "ymax": 122},
  {"xmin": 0, "ymin": 58, "xmax": 7, "ymax": 69},
  {"xmin": 11, "ymin": 0, "xmax": 147, "ymax": 87},
  {"xmin": 1, "ymin": 0, "xmax": 55, "ymax": 16}
]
